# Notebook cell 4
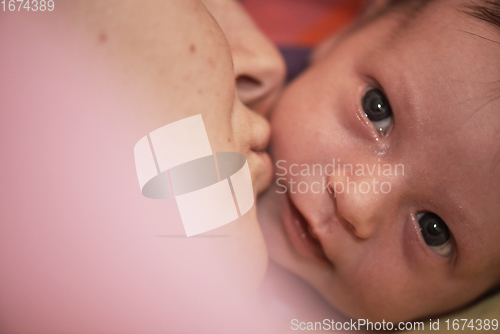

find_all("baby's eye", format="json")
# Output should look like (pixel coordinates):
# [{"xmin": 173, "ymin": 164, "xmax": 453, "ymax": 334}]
[
  {"xmin": 417, "ymin": 212, "xmax": 452, "ymax": 257},
  {"xmin": 362, "ymin": 88, "xmax": 392, "ymax": 134}
]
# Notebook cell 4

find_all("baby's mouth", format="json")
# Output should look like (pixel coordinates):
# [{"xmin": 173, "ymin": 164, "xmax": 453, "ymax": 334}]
[{"xmin": 281, "ymin": 192, "xmax": 330, "ymax": 264}]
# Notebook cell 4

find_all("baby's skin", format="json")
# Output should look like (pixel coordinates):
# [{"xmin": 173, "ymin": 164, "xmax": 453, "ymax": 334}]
[{"xmin": 258, "ymin": 0, "xmax": 500, "ymax": 322}]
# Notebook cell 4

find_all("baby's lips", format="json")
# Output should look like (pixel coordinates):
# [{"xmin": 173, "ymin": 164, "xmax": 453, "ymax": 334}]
[{"xmin": 283, "ymin": 193, "xmax": 331, "ymax": 264}]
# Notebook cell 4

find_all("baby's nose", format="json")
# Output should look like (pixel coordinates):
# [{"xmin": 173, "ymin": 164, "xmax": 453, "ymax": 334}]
[
  {"xmin": 232, "ymin": 44, "xmax": 286, "ymax": 116},
  {"xmin": 327, "ymin": 172, "xmax": 401, "ymax": 240},
  {"xmin": 336, "ymin": 187, "xmax": 380, "ymax": 239}
]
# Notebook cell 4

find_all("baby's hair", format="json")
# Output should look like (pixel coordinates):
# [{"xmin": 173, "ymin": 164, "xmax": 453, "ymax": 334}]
[
  {"xmin": 465, "ymin": 1, "xmax": 500, "ymax": 34},
  {"xmin": 384, "ymin": 0, "xmax": 500, "ymax": 34}
]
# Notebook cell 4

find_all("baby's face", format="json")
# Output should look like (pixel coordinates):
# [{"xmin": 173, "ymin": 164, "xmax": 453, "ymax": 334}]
[{"xmin": 259, "ymin": 0, "xmax": 500, "ymax": 322}]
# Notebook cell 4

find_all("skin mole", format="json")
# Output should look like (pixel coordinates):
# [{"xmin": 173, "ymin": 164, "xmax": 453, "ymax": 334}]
[{"xmin": 98, "ymin": 32, "xmax": 107, "ymax": 43}]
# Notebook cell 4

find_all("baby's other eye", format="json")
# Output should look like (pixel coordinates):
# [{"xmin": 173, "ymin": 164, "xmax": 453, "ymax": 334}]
[
  {"xmin": 362, "ymin": 88, "xmax": 392, "ymax": 134},
  {"xmin": 417, "ymin": 212, "xmax": 452, "ymax": 257}
]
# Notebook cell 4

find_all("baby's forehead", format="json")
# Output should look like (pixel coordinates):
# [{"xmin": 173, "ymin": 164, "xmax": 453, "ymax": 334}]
[
  {"xmin": 386, "ymin": 13, "xmax": 500, "ymax": 209},
  {"xmin": 365, "ymin": 2, "xmax": 500, "ymax": 123},
  {"xmin": 317, "ymin": 0, "xmax": 500, "ymax": 182},
  {"xmin": 391, "ymin": 2, "xmax": 500, "ymax": 151}
]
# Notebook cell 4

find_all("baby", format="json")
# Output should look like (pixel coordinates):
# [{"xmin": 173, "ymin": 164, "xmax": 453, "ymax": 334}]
[{"xmin": 258, "ymin": 0, "xmax": 500, "ymax": 323}]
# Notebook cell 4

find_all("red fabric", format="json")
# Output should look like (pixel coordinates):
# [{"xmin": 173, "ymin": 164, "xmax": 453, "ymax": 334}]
[{"xmin": 242, "ymin": 0, "xmax": 365, "ymax": 47}]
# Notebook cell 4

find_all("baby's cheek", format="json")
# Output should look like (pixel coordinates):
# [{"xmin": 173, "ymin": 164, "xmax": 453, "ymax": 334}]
[
  {"xmin": 271, "ymin": 93, "xmax": 324, "ymax": 163},
  {"xmin": 335, "ymin": 254, "xmax": 419, "ymax": 320}
]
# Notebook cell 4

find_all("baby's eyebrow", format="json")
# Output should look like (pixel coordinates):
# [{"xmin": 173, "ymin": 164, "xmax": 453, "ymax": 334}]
[{"xmin": 464, "ymin": 0, "xmax": 500, "ymax": 34}]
